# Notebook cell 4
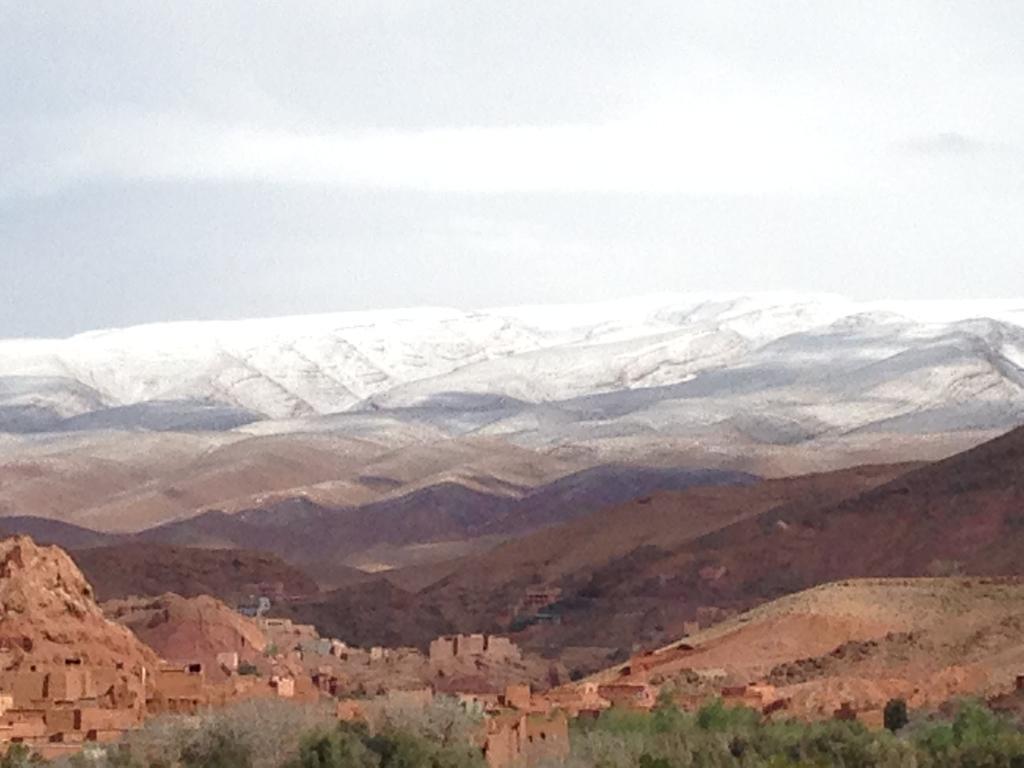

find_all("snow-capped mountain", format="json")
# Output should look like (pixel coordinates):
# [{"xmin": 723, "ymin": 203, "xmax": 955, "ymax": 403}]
[{"xmin": 2, "ymin": 293, "xmax": 1023, "ymax": 441}]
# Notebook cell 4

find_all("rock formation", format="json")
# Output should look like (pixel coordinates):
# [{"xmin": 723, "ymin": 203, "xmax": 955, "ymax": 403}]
[{"xmin": 0, "ymin": 535, "xmax": 157, "ymax": 674}]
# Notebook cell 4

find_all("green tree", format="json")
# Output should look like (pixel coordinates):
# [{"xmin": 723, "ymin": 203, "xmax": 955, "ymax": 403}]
[
  {"xmin": 0, "ymin": 745, "xmax": 39, "ymax": 768},
  {"xmin": 289, "ymin": 726, "xmax": 379, "ymax": 768},
  {"xmin": 883, "ymin": 698, "xmax": 909, "ymax": 733}
]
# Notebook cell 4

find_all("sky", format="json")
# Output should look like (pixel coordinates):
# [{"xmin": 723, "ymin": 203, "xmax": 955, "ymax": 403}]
[{"xmin": 1, "ymin": 1, "xmax": 1023, "ymax": 337}]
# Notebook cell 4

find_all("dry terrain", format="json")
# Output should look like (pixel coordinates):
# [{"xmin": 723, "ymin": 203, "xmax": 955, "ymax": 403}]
[{"xmin": 589, "ymin": 577, "xmax": 1024, "ymax": 718}]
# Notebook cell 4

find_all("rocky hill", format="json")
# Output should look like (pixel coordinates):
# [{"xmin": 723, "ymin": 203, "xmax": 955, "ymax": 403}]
[{"xmin": 0, "ymin": 536, "xmax": 158, "ymax": 680}]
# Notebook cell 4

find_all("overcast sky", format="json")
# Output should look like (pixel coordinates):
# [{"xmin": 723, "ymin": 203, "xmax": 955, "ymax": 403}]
[{"xmin": 2, "ymin": 1, "xmax": 1023, "ymax": 337}]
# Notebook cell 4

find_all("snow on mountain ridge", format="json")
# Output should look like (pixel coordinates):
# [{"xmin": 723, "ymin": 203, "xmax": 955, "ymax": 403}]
[{"xmin": 1, "ymin": 294, "xmax": 1023, "ymax": 431}]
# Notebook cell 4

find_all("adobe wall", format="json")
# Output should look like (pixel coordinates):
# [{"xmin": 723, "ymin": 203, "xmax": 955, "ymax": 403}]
[
  {"xmin": 483, "ymin": 711, "xmax": 570, "ymax": 768},
  {"xmin": 522, "ymin": 712, "xmax": 570, "ymax": 766},
  {"xmin": 47, "ymin": 668, "xmax": 96, "ymax": 702},
  {"xmin": 461, "ymin": 634, "xmax": 487, "ymax": 656},
  {"xmin": 216, "ymin": 652, "xmax": 240, "ymax": 672},
  {"xmin": 78, "ymin": 706, "xmax": 141, "ymax": 732},
  {"xmin": 152, "ymin": 668, "xmax": 206, "ymax": 699},
  {"xmin": 483, "ymin": 715, "xmax": 520, "ymax": 768},
  {"xmin": 429, "ymin": 636, "xmax": 457, "ymax": 664},
  {"xmin": 0, "ymin": 709, "xmax": 47, "ymax": 740},
  {"xmin": 503, "ymin": 684, "xmax": 531, "ymax": 711},
  {"xmin": 484, "ymin": 636, "xmax": 520, "ymax": 663}
]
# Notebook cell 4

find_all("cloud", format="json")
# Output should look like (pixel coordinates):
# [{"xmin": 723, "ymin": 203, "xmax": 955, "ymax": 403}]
[{"xmin": 2, "ymin": 102, "xmax": 860, "ymax": 199}]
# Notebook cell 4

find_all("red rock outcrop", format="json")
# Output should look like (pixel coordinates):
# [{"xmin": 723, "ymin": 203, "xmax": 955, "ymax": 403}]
[{"xmin": 0, "ymin": 535, "xmax": 158, "ymax": 674}]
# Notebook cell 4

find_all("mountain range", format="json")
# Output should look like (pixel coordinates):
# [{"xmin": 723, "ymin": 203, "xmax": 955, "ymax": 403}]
[
  {"xmin": 3, "ymin": 294, "xmax": 1022, "ymax": 450},
  {"xmin": 2, "ymin": 294, "xmax": 1024, "ymax": 676}
]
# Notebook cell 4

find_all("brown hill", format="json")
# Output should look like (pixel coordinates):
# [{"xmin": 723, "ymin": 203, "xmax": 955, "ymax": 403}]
[
  {"xmin": 0, "ymin": 516, "xmax": 122, "ymax": 549},
  {"xmin": 54, "ymin": 433, "xmax": 392, "ymax": 532},
  {"xmin": 418, "ymin": 463, "xmax": 908, "ymax": 594},
  {"xmin": 0, "ymin": 463, "xmax": 733, "ymax": 601},
  {"xmin": 136, "ymin": 465, "xmax": 752, "ymax": 587},
  {"xmin": 0, "ymin": 535, "xmax": 158, "ymax": 709},
  {"xmin": 0, "ymin": 432, "xmax": 582, "ymax": 534},
  {"xmin": 406, "ymin": 463, "xmax": 913, "ymax": 650},
  {"xmin": 387, "ymin": 425, "xmax": 1024, "ymax": 667},
  {"xmin": 589, "ymin": 577, "xmax": 1024, "ymax": 719},
  {"xmin": 1, "ymin": 426, "xmax": 982, "ymax": 535},
  {"xmin": 70, "ymin": 543, "xmax": 320, "ymax": 603},
  {"xmin": 105, "ymin": 593, "xmax": 269, "ymax": 681},
  {"xmin": 608, "ymin": 422, "xmax": 1024, "ymax": 613}
]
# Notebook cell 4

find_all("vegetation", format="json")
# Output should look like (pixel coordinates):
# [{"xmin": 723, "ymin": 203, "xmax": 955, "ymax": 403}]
[
  {"xmin": 883, "ymin": 698, "xmax": 909, "ymax": 733},
  {"xmin": 1, "ymin": 745, "xmax": 43, "ymax": 768},
  {"xmin": 51, "ymin": 696, "xmax": 483, "ymax": 768},
  {"xmin": 570, "ymin": 697, "xmax": 1024, "ymax": 768},
  {"xmin": 33, "ymin": 694, "xmax": 1024, "ymax": 768}
]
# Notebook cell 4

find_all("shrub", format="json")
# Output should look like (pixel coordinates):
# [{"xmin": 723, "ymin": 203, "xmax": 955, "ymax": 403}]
[
  {"xmin": 288, "ymin": 725, "xmax": 379, "ymax": 768},
  {"xmin": 696, "ymin": 699, "xmax": 759, "ymax": 732},
  {"xmin": 909, "ymin": 700, "xmax": 1024, "ymax": 768},
  {"xmin": 0, "ymin": 745, "xmax": 40, "ymax": 768},
  {"xmin": 884, "ymin": 698, "xmax": 909, "ymax": 732}
]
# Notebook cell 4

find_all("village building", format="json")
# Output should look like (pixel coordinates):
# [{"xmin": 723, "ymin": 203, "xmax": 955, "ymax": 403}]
[
  {"xmin": 483, "ymin": 710, "xmax": 570, "ymax": 768},
  {"xmin": 148, "ymin": 662, "xmax": 207, "ymax": 715},
  {"xmin": 429, "ymin": 634, "xmax": 522, "ymax": 665},
  {"xmin": 0, "ymin": 662, "xmax": 147, "ymax": 756}
]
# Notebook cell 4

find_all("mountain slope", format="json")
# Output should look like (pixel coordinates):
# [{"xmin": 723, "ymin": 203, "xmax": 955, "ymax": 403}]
[
  {"xmin": 71, "ymin": 543, "xmax": 320, "ymax": 602},
  {"xmin": 529, "ymin": 426, "xmax": 1024, "ymax": 659},
  {"xmin": 138, "ymin": 464, "xmax": 755, "ymax": 582},
  {"xmin": 585, "ymin": 577, "xmax": 1024, "ymax": 719}
]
